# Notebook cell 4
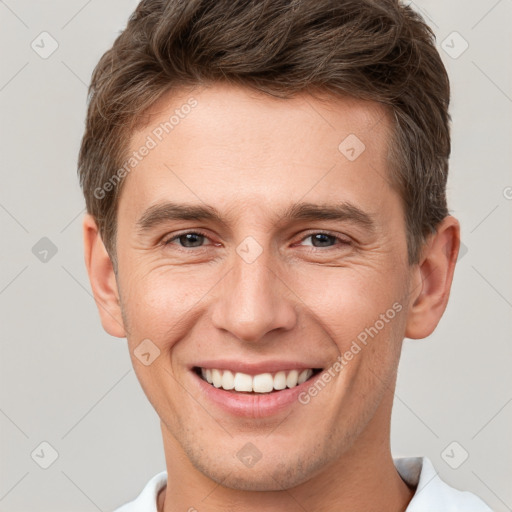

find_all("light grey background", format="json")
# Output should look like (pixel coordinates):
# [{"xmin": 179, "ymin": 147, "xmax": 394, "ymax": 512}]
[{"xmin": 1, "ymin": 0, "xmax": 511, "ymax": 511}]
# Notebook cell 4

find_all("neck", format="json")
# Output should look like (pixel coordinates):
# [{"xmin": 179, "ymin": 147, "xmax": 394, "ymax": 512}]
[{"xmin": 158, "ymin": 392, "xmax": 414, "ymax": 512}]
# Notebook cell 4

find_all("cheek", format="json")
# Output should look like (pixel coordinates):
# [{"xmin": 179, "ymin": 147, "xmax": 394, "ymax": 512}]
[
  {"xmin": 295, "ymin": 267, "xmax": 401, "ymax": 335},
  {"xmin": 295, "ymin": 266, "xmax": 408, "ymax": 390},
  {"xmin": 119, "ymin": 265, "xmax": 214, "ymax": 346}
]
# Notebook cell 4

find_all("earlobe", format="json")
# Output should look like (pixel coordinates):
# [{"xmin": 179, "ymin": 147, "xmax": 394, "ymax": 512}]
[
  {"xmin": 404, "ymin": 216, "xmax": 460, "ymax": 340},
  {"xmin": 83, "ymin": 214, "xmax": 127, "ymax": 338}
]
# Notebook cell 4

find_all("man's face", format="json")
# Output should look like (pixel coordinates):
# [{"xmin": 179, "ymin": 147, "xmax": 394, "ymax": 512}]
[{"xmin": 114, "ymin": 83, "xmax": 413, "ymax": 490}]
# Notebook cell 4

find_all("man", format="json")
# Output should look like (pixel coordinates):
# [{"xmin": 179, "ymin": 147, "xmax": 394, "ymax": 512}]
[{"xmin": 79, "ymin": 1, "xmax": 493, "ymax": 510}]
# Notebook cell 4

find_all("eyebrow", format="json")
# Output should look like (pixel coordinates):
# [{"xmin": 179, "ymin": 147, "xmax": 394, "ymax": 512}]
[
  {"xmin": 281, "ymin": 202, "xmax": 375, "ymax": 230},
  {"xmin": 137, "ymin": 202, "xmax": 227, "ymax": 232},
  {"xmin": 136, "ymin": 201, "xmax": 376, "ymax": 233}
]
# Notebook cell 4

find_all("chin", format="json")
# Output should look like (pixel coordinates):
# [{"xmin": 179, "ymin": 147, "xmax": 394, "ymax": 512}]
[{"xmin": 188, "ymin": 447, "xmax": 328, "ymax": 492}]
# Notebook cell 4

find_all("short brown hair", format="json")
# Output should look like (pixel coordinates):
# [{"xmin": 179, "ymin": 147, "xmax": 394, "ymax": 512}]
[{"xmin": 78, "ymin": 0, "xmax": 450, "ymax": 265}]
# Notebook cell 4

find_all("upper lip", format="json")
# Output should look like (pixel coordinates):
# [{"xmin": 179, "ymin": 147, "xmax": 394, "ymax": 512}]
[{"xmin": 192, "ymin": 360, "xmax": 323, "ymax": 375}]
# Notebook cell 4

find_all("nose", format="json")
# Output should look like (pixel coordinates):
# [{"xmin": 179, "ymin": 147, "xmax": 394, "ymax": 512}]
[{"xmin": 210, "ymin": 243, "xmax": 297, "ymax": 344}]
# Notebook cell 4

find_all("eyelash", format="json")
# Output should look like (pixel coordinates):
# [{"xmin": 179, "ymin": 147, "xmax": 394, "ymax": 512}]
[{"xmin": 162, "ymin": 230, "xmax": 351, "ymax": 251}]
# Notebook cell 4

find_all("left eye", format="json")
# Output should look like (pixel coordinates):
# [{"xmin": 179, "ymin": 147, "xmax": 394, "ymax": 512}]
[
  {"xmin": 302, "ymin": 233, "xmax": 350, "ymax": 247},
  {"xmin": 300, "ymin": 233, "xmax": 345, "ymax": 248}
]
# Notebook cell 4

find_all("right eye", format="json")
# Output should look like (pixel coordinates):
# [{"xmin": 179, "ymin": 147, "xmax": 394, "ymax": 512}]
[{"xmin": 162, "ymin": 231, "xmax": 212, "ymax": 249}]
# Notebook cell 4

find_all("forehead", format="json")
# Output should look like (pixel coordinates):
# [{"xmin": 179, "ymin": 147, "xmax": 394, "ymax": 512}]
[
  {"xmin": 120, "ymin": 83, "xmax": 397, "ymax": 222},
  {"xmin": 136, "ymin": 82, "xmax": 392, "ymax": 159}
]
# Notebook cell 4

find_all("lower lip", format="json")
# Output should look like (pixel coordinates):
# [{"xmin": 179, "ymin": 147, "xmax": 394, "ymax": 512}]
[{"xmin": 192, "ymin": 370, "xmax": 319, "ymax": 418}]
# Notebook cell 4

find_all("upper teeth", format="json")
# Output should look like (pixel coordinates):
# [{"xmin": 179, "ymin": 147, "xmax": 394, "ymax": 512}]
[{"xmin": 200, "ymin": 368, "xmax": 314, "ymax": 393}]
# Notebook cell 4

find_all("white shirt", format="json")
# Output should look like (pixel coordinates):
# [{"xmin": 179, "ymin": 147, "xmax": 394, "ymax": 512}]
[{"xmin": 112, "ymin": 457, "xmax": 493, "ymax": 512}]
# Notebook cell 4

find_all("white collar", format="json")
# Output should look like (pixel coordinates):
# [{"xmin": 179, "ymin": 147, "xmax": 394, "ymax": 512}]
[{"xmin": 395, "ymin": 457, "xmax": 492, "ymax": 511}]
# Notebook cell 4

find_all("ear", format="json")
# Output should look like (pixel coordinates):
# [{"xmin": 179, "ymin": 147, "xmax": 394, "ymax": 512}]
[
  {"xmin": 83, "ymin": 214, "xmax": 126, "ymax": 338},
  {"xmin": 405, "ymin": 215, "xmax": 460, "ymax": 339}
]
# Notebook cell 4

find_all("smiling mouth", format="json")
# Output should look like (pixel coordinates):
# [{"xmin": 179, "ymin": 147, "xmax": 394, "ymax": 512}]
[{"xmin": 194, "ymin": 367, "xmax": 323, "ymax": 393}]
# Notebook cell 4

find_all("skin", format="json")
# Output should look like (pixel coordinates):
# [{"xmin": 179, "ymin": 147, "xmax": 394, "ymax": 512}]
[{"xmin": 83, "ymin": 83, "xmax": 460, "ymax": 512}]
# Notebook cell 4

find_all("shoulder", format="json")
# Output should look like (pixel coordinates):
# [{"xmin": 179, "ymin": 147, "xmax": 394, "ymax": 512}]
[
  {"xmin": 394, "ymin": 457, "xmax": 494, "ymax": 512},
  {"xmin": 112, "ymin": 471, "xmax": 167, "ymax": 512}
]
